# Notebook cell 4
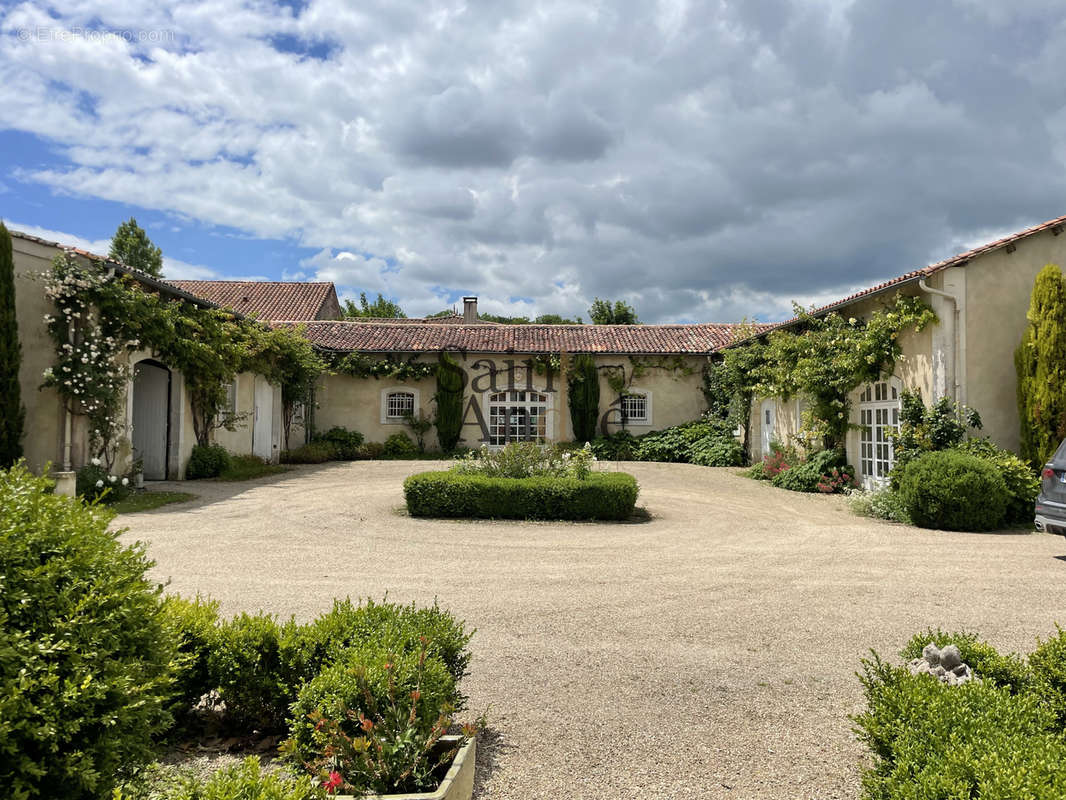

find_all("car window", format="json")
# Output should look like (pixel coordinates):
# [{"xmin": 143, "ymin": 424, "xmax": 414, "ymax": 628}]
[{"xmin": 1055, "ymin": 439, "xmax": 1066, "ymax": 463}]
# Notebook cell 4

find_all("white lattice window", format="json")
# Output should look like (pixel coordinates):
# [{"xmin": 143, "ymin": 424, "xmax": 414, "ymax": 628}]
[
  {"xmin": 621, "ymin": 391, "xmax": 651, "ymax": 425},
  {"xmin": 381, "ymin": 388, "xmax": 418, "ymax": 424},
  {"xmin": 223, "ymin": 379, "xmax": 238, "ymax": 415},
  {"xmin": 488, "ymin": 390, "xmax": 549, "ymax": 446},
  {"xmin": 858, "ymin": 381, "xmax": 900, "ymax": 486}
]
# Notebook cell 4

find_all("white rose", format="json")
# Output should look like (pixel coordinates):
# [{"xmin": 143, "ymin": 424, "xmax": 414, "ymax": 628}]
[
  {"xmin": 91, "ymin": 457, "xmax": 101, "ymax": 466},
  {"xmin": 121, "ymin": 477, "xmax": 129, "ymax": 486},
  {"xmin": 95, "ymin": 480, "xmax": 103, "ymax": 488},
  {"xmin": 108, "ymin": 475, "xmax": 117, "ymax": 483}
]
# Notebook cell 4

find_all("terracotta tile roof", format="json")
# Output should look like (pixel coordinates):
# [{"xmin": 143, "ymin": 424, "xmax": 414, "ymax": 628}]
[
  {"xmin": 352, "ymin": 313, "xmax": 501, "ymax": 325},
  {"xmin": 169, "ymin": 280, "xmax": 340, "ymax": 321},
  {"xmin": 740, "ymin": 211, "xmax": 1066, "ymax": 342},
  {"xmin": 279, "ymin": 320, "xmax": 751, "ymax": 355}
]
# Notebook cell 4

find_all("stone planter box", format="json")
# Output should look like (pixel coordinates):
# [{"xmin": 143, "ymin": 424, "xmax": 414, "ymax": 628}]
[{"xmin": 337, "ymin": 735, "xmax": 476, "ymax": 800}]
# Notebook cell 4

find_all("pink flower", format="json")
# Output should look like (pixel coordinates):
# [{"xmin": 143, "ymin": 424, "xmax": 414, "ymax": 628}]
[{"xmin": 323, "ymin": 771, "xmax": 343, "ymax": 793}]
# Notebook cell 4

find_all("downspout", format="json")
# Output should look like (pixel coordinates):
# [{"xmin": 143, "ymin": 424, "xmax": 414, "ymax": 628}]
[{"xmin": 917, "ymin": 278, "xmax": 959, "ymax": 404}]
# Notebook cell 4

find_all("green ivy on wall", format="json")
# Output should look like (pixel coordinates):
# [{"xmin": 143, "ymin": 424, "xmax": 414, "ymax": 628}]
[
  {"xmin": 42, "ymin": 253, "xmax": 325, "ymax": 462},
  {"xmin": 714, "ymin": 294, "xmax": 936, "ymax": 453}
]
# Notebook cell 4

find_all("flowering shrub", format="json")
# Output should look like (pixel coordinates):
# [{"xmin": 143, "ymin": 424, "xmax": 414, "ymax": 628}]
[
  {"xmin": 285, "ymin": 641, "xmax": 473, "ymax": 796},
  {"xmin": 816, "ymin": 466, "xmax": 858, "ymax": 494},
  {"xmin": 42, "ymin": 256, "xmax": 133, "ymax": 468},
  {"xmin": 452, "ymin": 441, "xmax": 598, "ymax": 480},
  {"xmin": 76, "ymin": 459, "xmax": 133, "ymax": 503}
]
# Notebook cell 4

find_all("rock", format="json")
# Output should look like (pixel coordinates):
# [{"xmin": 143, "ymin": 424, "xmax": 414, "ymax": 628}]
[
  {"xmin": 953, "ymin": 664, "xmax": 969, "ymax": 677},
  {"xmin": 922, "ymin": 644, "xmax": 941, "ymax": 666},
  {"xmin": 940, "ymin": 644, "xmax": 962, "ymax": 671},
  {"xmin": 944, "ymin": 672, "xmax": 957, "ymax": 686},
  {"xmin": 916, "ymin": 661, "xmax": 931, "ymax": 674},
  {"xmin": 932, "ymin": 665, "xmax": 946, "ymax": 677}
]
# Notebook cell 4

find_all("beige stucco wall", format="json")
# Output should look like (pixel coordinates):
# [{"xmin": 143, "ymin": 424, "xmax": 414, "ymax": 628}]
[
  {"xmin": 312, "ymin": 352, "xmax": 709, "ymax": 450},
  {"xmin": 13, "ymin": 237, "xmax": 69, "ymax": 474},
  {"xmin": 962, "ymin": 227, "xmax": 1066, "ymax": 453}
]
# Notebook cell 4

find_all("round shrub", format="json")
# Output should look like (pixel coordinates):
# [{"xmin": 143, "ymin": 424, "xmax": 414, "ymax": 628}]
[
  {"xmin": 286, "ymin": 645, "xmax": 456, "ymax": 766},
  {"xmin": 185, "ymin": 444, "xmax": 230, "ymax": 479},
  {"xmin": 896, "ymin": 450, "xmax": 1008, "ymax": 531},
  {"xmin": 957, "ymin": 438, "xmax": 1040, "ymax": 526},
  {"xmin": 0, "ymin": 464, "xmax": 177, "ymax": 799},
  {"xmin": 356, "ymin": 441, "xmax": 386, "ymax": 459},
  {"xmin": 76, "ymin": 461, "xmax": 133, "ymax": 503},
  {"xmin": 311, "ymin": 426, "xmax": 364, "ymax": 460},
  {"xmin": 383, "ymin": 431, "xmax": 418, "ymax": 458}
]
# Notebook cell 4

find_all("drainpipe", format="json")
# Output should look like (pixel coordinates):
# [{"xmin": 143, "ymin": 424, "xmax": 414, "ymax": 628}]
[{"xmin": 917, "ymin": 278, "xmax": 959, "ymax": 404}]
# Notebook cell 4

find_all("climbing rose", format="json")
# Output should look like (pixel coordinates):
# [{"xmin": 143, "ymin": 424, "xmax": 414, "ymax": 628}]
[{"xmin": 323, "ymin": 772, "xmax": 343, "ymax": 792}]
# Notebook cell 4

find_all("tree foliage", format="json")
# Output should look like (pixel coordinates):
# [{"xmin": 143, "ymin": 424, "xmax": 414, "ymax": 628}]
[
  {"xmin": 433, "ymin": 353, "xmax": 464, "ymax": 451},
  {"xmin": 0, "ymin": 222, "xmax": 24, "ymax": 466},
  {"xmin": 343, "ymin": 292, "xmax": 406, "ymax": 318},
  {"xmin": 109, "ymin": 217, "xmax": 163, "ymax": 277},
  {"xmin": 703, "ymin": 323, "xmax": 767, "ymax": 462},
  {"xmin": 568, "ymin": 354, "xmax": 601, "ymax": 442},
  {"xmin": 1015, "ymin": 263, "xmax": 1066, "ymax": 467},
  {"xmin": 588, "ymin": 298, "xmax": 639, "ymax": 325}
]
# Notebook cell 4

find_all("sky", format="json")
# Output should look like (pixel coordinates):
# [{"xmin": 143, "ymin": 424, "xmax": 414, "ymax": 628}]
[{"xmin": 1, "ymin": 1, "xmax": 1065, "ymax": 323}]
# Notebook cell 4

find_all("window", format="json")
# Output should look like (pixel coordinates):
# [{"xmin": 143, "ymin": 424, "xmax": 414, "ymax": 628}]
[
  {"xmin": 380, "ymin": 388, "xmax": 421, "ymax": 424},
  {"xmin": 621, "ymin": 392, "xmax": 650, "ymax": 424},
  {"xmin": 858, "ymin": 380, "xmax": 900, "ymax": 486},
  {"xmin": 224, "ymin": 379, "xmax": 238, "ymax": 416},
  {"xmin": 487, "ymin": 390, "xmax": 549, "ymax": 446},
  {"xmin": 385, "ymin": 391, "xmax": 414, "ymax": 420}
]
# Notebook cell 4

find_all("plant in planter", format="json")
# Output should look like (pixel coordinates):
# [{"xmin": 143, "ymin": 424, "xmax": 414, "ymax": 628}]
[{"xmin": 284, "ymin": 641, "xmax": 477, "ymax": 796}]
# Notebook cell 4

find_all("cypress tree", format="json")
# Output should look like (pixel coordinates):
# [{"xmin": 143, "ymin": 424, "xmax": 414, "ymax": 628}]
[
  {"xmin": 434, "ymin": 353, "xmax": 464, "ymax": 451},
  {"xmin": 1016, "ymin": 263, "xmax": 1066, "ymax": 466},
  {"xmin": 568, "ymin": 354, "xmax": 600, "ymax": 442},
  {"xmin": 0, "ymin": 222, "xmax": 25, "ymax": 466}
]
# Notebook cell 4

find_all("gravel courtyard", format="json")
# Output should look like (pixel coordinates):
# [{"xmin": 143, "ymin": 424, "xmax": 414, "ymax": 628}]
[{"xmin": 118, "ymin": 461, "xmax": 1066, "ymax": 800}]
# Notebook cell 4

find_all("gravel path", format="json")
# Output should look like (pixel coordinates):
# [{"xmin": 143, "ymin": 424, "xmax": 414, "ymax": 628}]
[{"xmin": 117, "ymin": 461, "xmax": 1066, "ymax": 799}]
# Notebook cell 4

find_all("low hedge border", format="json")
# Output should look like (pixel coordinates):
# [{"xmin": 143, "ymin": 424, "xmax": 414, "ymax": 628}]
[{"xmin": 404, "ymin": 470, "xmax": 639, "ymax": 520}]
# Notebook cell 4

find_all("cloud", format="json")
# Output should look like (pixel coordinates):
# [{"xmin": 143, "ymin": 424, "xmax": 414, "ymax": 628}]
[{"xmin": 1, "ymin": 0, "xmax": 1065, "ymax": 322}]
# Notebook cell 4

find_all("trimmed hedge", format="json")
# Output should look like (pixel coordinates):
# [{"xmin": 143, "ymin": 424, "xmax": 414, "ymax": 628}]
[{"xmin": 404, "ymin": 470, "xmax": 639, "ymax": 520}]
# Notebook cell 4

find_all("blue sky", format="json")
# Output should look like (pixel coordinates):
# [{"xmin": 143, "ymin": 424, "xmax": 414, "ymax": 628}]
[{"xmin": 2, "ymin": 1, "xmax": 1066, "ymax": 322}]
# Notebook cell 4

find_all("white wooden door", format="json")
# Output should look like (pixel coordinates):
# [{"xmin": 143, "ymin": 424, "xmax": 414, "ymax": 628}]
[
  {"xmin": 760, "ymin": 400, "xmax": 776, "ymax": 457},
  {"xmin": 253, "ymin": 377, "xmax": 273, "ymax": 460},
  {"xmin": 132, "ymin": 361, "xmax": 169, "ymax": 479}
]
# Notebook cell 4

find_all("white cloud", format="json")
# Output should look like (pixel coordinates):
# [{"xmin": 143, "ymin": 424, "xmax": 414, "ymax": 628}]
[{"xmin": 1, "ymin": 0, "xmax": 1065, "ymax": 321}]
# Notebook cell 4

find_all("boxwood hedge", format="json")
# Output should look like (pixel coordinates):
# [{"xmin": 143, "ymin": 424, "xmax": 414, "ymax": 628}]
[{"xmin": 404, "ymin": 470, "xmax": 639, "ymax": 520}]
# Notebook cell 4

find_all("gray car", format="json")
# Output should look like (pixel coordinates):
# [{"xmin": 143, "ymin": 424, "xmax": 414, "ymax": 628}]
[{"xmin": 1035, "ymin": 439, "xmax": 1066, "ymax": 535}]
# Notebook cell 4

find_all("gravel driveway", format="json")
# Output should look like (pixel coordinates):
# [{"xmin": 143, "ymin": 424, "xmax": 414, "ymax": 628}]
[{"xmin": 118, "ymin": 461, "xmax": 1066, "ymax": 799}]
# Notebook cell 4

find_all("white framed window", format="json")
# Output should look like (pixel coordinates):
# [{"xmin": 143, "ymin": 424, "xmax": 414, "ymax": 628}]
[
  {"xmin": 381, "ymin": 388, "xmax": 419, "ymax": 424},
  {"xmin": 487, "ymin": 390, "xmax": 549, "ymax": 446},
  {"xmin": 621, "ymin": 390, "xmax": 651, "ymax": 425},
  {"xmin": 858, "ymin": 379, "xmax": 901, "ymax": 487}
]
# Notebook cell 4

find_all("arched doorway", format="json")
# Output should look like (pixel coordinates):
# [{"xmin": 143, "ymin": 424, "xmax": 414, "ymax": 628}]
[
  {"xmin": 487, "ymin": 390, "xmax": 549, "ymax": 446},
  {"xmin": 132, "ymin": 360, "xmax": 171, "ymax": 480}
]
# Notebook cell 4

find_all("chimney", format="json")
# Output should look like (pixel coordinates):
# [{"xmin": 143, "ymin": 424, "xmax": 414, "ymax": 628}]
[{"xmin": 462, "ymin": 296, "xmax": 478, "ymax": 324}]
